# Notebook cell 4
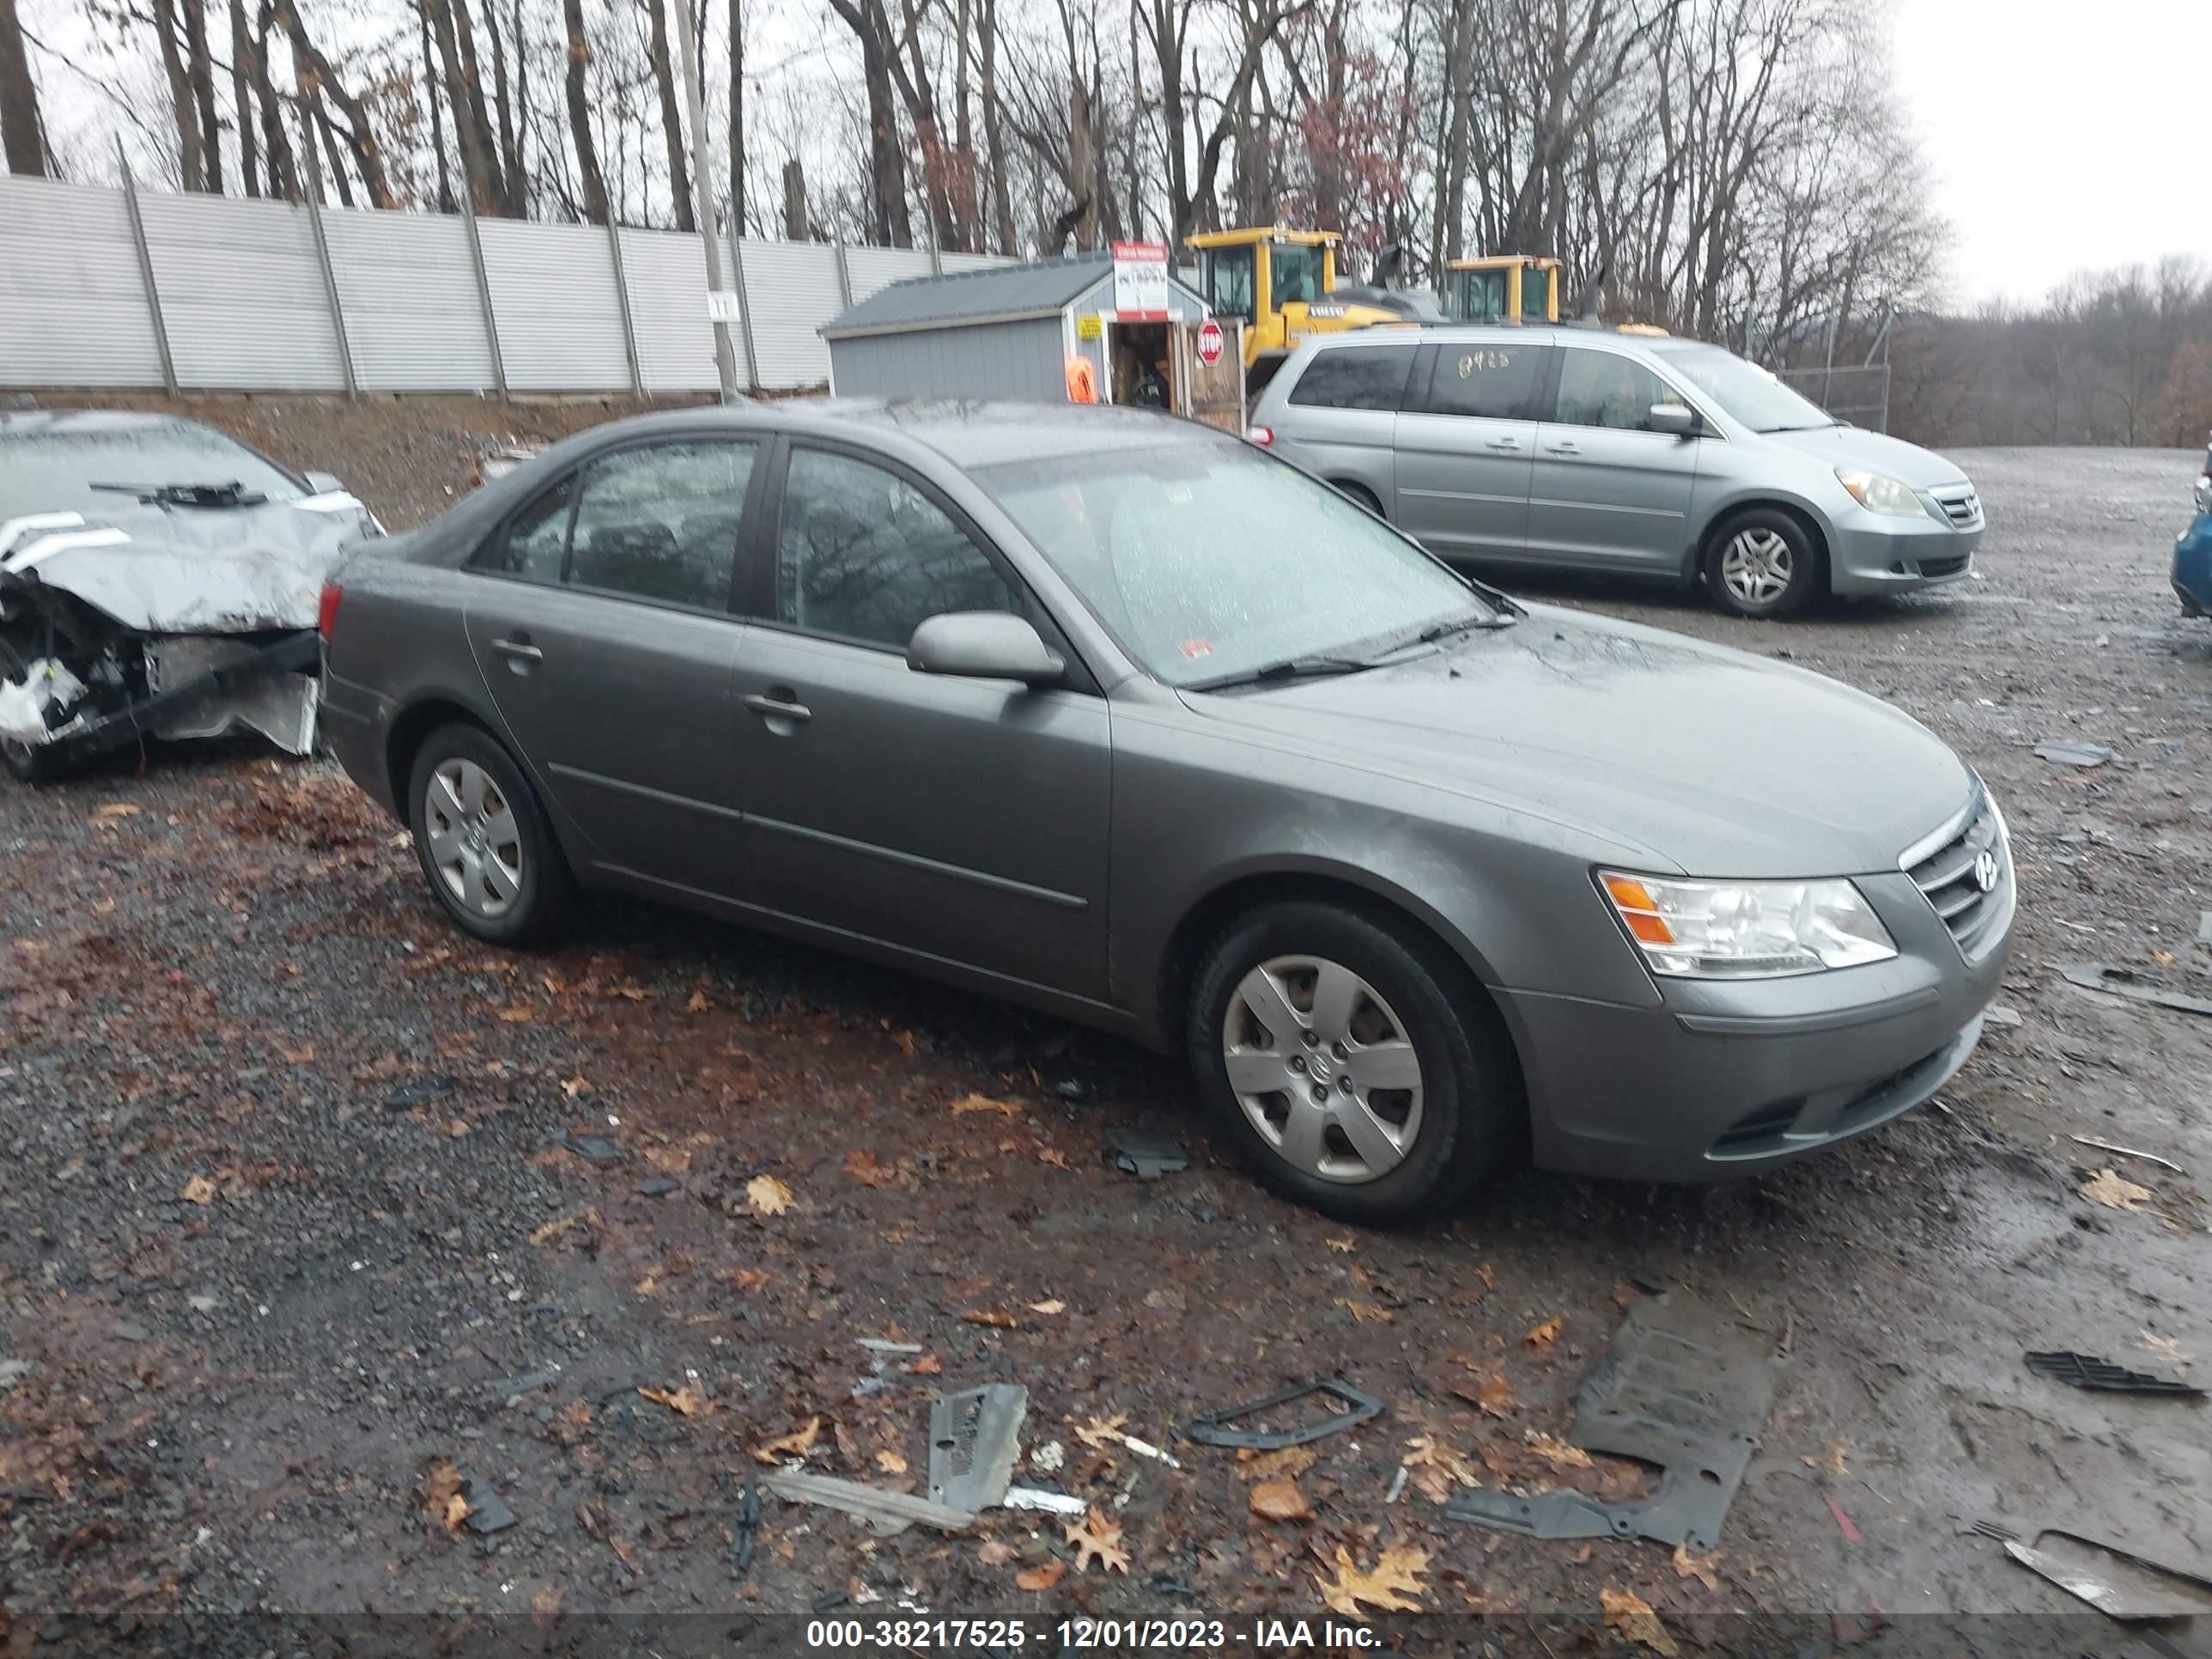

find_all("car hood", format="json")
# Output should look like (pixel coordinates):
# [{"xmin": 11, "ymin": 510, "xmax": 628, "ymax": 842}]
[
  {"xmin": 1761, "ymin": 424, "xmax": 1969, "ymax": 489},
  {"xmin": 0, "ymin": 494, "xmax": 374, "ymax": 632},
  {"xmin": 1178, "ymin": 605, "xmax": 1972, "ymax": 878}
]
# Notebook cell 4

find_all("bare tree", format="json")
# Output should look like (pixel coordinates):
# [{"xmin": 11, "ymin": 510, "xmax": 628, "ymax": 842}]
[{"xmin": 0, "ymin": 0, "xmax": 48, "ymax": 176}]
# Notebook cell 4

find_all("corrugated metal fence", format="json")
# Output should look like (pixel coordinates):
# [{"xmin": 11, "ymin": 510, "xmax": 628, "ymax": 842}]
[{"xmin": 0, "ymin": 175, "xmax": 1012, "ymax": 395}]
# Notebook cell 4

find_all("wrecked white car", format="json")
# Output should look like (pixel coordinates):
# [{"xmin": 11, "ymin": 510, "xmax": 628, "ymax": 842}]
[{"xmin": 0, "ymin": 410, "xmax": 380, "ymax": 782}]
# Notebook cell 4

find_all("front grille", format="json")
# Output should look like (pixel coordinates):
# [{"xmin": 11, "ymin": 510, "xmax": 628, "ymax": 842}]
[
  {"xmin": 1930, "ymin": 485, "xmax": 1984, "ymax": 531},
  {"xmin": 1905, "ymin": 793, "xmax": 2009, "ymax": 961},
  {"xmin": 1917, "ymin": 554, "xmax": 1971, "ymax": 579}
]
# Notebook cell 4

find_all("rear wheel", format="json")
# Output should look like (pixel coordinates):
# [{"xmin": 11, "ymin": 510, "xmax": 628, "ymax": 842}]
[
  {"xmin": 1187, "ymin": 900, "xmax": 1516, "ymax": 1224},
  {"xmin": 1332, "ymin": 480, "xmax": 1384, "ymax": 519},
  {"xmin": 405, "ymin": 723, "xmax": 574, "ymax": 945},
  {"xmin": 1703, "ymin": 507, "xmax": 1823, "ymax": 618}
]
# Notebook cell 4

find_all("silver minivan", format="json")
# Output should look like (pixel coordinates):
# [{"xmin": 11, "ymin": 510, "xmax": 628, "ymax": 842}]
[{"xmin": 1247, "ymin": 326, "xmax": 1984, "ymax": 617}]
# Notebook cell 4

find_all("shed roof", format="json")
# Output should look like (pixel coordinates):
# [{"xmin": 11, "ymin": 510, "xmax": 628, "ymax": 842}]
[{"xmin": 822, "ymin": 253, "xmax": 1206, "ymax": 339}]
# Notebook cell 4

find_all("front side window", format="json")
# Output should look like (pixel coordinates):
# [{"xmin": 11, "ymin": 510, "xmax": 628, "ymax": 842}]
[
  {"xmin": 486, "ymin": 476, "xmax": 574, "ymax": 581},
  {"xmin": 1419, "ymin": 342, "xmax": 1548, "ymax": 421},
  {"xmin": 1521, "ymin": 267, "xmax": 1553, "ymax": 320},
  {"xmin": 1271, "ymin": 244, "xmax": 1324, "ymax": 307},
  {"xmin": 975, "ymin": 442, "xmax": 1498, "ymax": 690},
  {"xmin": 775, "ymin": 448, "xmax": 1016, "ymax": 649},
  {"xmin": 1553, "ymin": 349, "xmax": 1678, "ymax": 431},
  {"xmin": 1204, "ymin": 248, "xmax": 1256, "ymax": 323},
  {"xmin": 1288, "ymin": 345, "xmax": 1419, "ymax": 411},
  {"xmin": 568, "ymin": 441, "xmax": 757, "ymax": 608}
]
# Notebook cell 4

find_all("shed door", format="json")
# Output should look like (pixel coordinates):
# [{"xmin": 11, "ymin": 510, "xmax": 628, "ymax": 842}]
[{"xmin": 1175, "ymin": 319, "xmax": 1246, "ymax": 432}]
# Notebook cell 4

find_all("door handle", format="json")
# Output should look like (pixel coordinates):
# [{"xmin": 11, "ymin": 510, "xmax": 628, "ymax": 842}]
[
  {"xmin": 1544, "ymin": 441, "xmax": 1583, "ymax": 456},
  {"xmin": 744, "ymin": 691, "xmax": 811, "ymax": 726},
  {"xmin": 1483, "ymin": 437, "xmax": 1522, "ymax": 453},
  {"xmin": 491, "ymin": 635, "xmax": 543, "ymax": 672}
]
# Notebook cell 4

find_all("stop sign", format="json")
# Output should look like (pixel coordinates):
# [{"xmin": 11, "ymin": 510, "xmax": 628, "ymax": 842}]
[{"xmin": 1196, "ymin": 319, "xmax": 1225, "ymax": 366}]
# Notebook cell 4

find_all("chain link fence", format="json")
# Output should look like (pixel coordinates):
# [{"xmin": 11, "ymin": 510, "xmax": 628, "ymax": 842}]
[{"xmin": 1775, "ymin": 362, "xmax": 1892, "ymax": 432}]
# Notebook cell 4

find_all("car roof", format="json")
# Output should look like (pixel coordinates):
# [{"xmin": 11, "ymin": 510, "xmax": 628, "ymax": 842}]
[{"xmin": 1295, "ymin": 324, "xmax": 1669, "ymax": 352}]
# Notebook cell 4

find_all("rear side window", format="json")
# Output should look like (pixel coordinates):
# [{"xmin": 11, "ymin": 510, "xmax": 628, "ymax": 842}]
[
  {"xmin": 1288, "ymin": 346, "xmax": 1419, "ymax": 411},
  {"xmin": 1418, "ymin": 343, "xmax": 1548, "ymax": 421},
  {"xmin": 1553, "ymin": 349, "xmax": 1680, "ymax": 431}
]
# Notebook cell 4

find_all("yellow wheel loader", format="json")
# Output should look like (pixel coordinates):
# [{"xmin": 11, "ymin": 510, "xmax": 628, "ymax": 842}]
[{"xmin": 1186, "ymin": 227, "xmax": 1429, "ymax": 396}]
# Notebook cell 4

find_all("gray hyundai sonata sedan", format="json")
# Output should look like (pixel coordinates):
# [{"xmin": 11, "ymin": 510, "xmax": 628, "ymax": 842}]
[{"xmin": 320, "ymin": 401, "xmax": 2013, "ymax": 1224}]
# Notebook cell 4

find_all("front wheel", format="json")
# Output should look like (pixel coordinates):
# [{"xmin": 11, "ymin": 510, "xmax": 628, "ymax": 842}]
[
  {"xmin": 1704, "ymin": 508, "xmax": 1824, "ymax": 618},
  {"xmin": 405, "ymin": 723, "xmax": 574, "ymax": 945},
  {"xmin": 1187, "ymin": 900, "xmax": 1516, "ymax": 1225}
]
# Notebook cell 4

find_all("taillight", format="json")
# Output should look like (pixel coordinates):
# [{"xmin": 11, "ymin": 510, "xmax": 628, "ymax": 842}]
[
  {"xmin": 317, "ymin": 581, "xmax": 343, "ymax": 641},
  {"xmin": 1246, "ymin": 425, "xmax": 1273, "ymax": 447}
]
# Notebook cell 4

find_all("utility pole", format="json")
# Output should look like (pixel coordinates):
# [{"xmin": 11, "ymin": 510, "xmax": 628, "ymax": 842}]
[{"xmin": 669, "ymin": 0, "xmax": 739, "ymax": 398}]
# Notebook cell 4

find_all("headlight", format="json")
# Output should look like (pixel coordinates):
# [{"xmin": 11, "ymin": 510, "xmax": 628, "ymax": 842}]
[
  {"xmin": 1599, "ymin": 871, "xmax": 1897, "ymax": 978},
  {"xmin": 1836, "ymin": 467, "xmax": 1926, "ymax": 519}
]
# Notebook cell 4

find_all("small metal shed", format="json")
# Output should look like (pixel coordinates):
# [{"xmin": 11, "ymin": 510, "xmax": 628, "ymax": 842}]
[{"xmin": 821, "ymin": 252, "xmax": 1243, "ymax": 429}]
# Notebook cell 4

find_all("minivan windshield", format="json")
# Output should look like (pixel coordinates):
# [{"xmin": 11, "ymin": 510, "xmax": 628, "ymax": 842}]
[
  {"xmin": 974, "ymin": 443, "xmax": 1501, "ymax": 689},
  {"xmin": 1651, "ymin": 343, "xmax": 1837, "ymax": 434},
  {"xmin": 0, "ymin": 423, "xmax": 307, "ymax": 520}
]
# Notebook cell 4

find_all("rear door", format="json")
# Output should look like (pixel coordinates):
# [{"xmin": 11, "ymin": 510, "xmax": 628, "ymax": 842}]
[
  {"xmin": 726, "ymin": 441, "xmax": 1113, "ymax": 1000},
  {"xmin": 461, "ymin": 436, "xmax": 763, "ymax": 896},
  {"xmin": 1526, "ymin": 345, "xmax": 1702, "ymax": 569},
  {"xmin": 1391, "ymin": 338, "xmax": 1552, "ymax": 558},
  {"xmin": 1268, "ymin": 342, "xmax": 1420, "ymax": 514}
]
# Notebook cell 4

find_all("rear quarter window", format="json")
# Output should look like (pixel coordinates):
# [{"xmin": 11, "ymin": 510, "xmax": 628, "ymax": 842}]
[{"xmin": 1287, "ymin": 346, "xmax": 1419, "ymax": 411}]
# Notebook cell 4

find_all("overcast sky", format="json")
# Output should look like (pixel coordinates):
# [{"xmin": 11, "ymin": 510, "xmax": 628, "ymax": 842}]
[{"xmin": 1889, "ymin": 0, "xmax": 2208, "ymax": 307}]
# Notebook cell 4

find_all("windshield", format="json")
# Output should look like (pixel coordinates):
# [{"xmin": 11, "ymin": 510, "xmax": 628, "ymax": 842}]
[
  {"xmin": 1652, "ymin": 343, "xmax": 1835, "ymax": 433},
  {"xmin": 1272, "ymin": 243, "xmax": 1325, "ymax": 307},
  {"xmin": 1204, "ymin": 247, "xmax": 1256, "ymax": 323},
  {"xmin": 0, "ymin": 423, "xmax": 307, "ymax": 520},
  {"xmin": 973, "ymin": 442, "xmax": 1498, "ymax": 689}
]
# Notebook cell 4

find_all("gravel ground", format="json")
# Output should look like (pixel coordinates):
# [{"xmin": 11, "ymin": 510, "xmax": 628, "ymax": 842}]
[{"xmin": 3, "ymin": 416, "xmax": 2210, "ymax": 1650}]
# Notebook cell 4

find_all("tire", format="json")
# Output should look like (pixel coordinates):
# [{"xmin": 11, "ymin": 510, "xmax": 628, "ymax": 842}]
[
  {"xmin": 0, "ymin": 733, "xmax": 64, "ymax": 785},
  {"xmin": 1702, "ymin": 507, "xmax": 1824, "ymax": 619},
  {"xmin": 1187, "ymin": 899, "xmax": 1517, "ymax": 1225},
  {"xmin": 1332, "ymin": 480, "xmax": 1385, "ymax": 519},
  {"xmin": 405, "ymin": 722, "xmax": 575, "ymax": 946}
]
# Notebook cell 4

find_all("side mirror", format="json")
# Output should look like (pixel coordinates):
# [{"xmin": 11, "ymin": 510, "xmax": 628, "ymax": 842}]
[
  {"xmin": 301, "ymin": 470, "xmax": 346, "ymax": 495},
  {"xmin": 1647, "ymin": 403, "xmax": 1701, "ymax": 437},
  {"xmin": 907, "ymin": 612, "xmax": 1064, "ymax": 687}
]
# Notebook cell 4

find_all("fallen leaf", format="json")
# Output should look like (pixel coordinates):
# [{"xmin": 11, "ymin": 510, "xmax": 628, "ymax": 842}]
[
  {"xmin": 2080, "ymin": 1169, "xmax": 2154, "ymax": 1212},
  {"xmin": 1248, "ymin": 1476, "xmax": 1312, "ymax": 1522},
  {"xmin": 1075, "ymin": 1413, "xmax": 1127, "ymax": 1449},
  {"xmin": 1673, "ymin": 1545, "xmax": 1721, "ymax": 1593},
  {"xmin": 93, "ymin": 803, "xmax": 142, "ymax": 819},
  {"xmin": 1026, "ymin": 1298, "xmax": 1066, "ymax": 1315},
  {"xmin": 747, "ymin": 1175, "xmax": 793, "ymax": 1216},
  {"xmin": 2139, "ymin": 1331, "xmax": 2192, "ymax": 1365},
  {"xmin": 976, "ymin": 1540, "xmax": 1018, "ymax": 1566},
  {"xmin": 1527, "ymin": 1431, "xmax": 1593, "ymax": 1471},
  {"xmin": 422, "ymin": 1459, "xmax": 468, "ymax": 1533},
  {"xmin": 1313, "ymin": 1543, "xmax": 1428, "ymax": 1617},
  {"xmin": 950, "ymin": 1092, "xmax": 1023, "ymax": 1117},
  {"xmin": 2150, "ymin": 947, "xmax": 2177, "ymax": 967},
  {"xmin": 753, "ymin": 1416, "xmax": 822, "ymax": 1465},
  {"xmin": 496, "ymin": 1005, "xmax": 534, "ymax": 1024},
  {"xmin": 873, "ymin": 1449, "xmax": 908, "ymax": 1475},
  {"xmin": 1015, "ymin": 1559, "xmax": 1068, "ymax": 1591},
  {"xmin": 844, "ymin": 1150, "xmax": 899, "ymax": 1188},
  {"xmin": 1601, "ymin": 1586, "xmax": 1679, "ymax": 1656},
  {"xmin": 962, "ymin": 1309, "xmax": 1019, "ymax": 1328},
  {"xmin": 1799, "ymin": 1437, "xmax": 1848, "ymax": 1476},
  {"xmin": 905, "ymin": 1353, "xmax": 943, "ymax": 1376},
  {"xmin": 1524, "ymin": 1316, "xmax": 1564, "ymax": 1352},
  {"xmin": 1334, "ymin": 1297, "xmax": 1395, "ymax": 1324},
  {"xmin": 686, "ymin": 989, "xmax": 712, "ymax": 1013},
  {"xmin": 560, "ymin": 1076, "xmax": 591, "ymax": 1097},
  {"xmin": 728, "ymin": 1267, "xmax": 769, "ymax": 1292},
  {"xmin": 530, "ymin": 1208, "xmax": 596, "ymax": 1245},
  {"xmin": 1037, "ymin": 1147, "xmax": 1073, "ymax": 1170},
  {"xmin": 1324, "ymin": 1236, "xmax": 1356, "ymax": 1253},
  {"xmin": 1452, "ymin": 1364, "xmax": 1513, "ymax": 1417},
  {"xmin": 611, "ymin": 983, "xmax": 652, "ymax": 1000},
  {"xmin": 181, "ymin": 1174, "xmax": 217, "ymax": 1206},
  {"xmin": 1401, "ymin": 1436, "xmax": 1479, "ymax": 1504},
  {"xmin": 896, "ymin": 1030, "xmax": 917, "ymax": 1059},
  {"xmin": 1237, "ymin": 1445, "xmax": 1317, "ymax": 1481},
  {"xmin": 638, "ymin": 1386, "xmax": 706, "ymax": 1417},
  {"xmin": 447, "ymin": 1118, "xmax": 470, "ymax": 1139},
  {"xmin": 1064, "ymin": 1507, "xmax": 1130, "ymax": 1574}
]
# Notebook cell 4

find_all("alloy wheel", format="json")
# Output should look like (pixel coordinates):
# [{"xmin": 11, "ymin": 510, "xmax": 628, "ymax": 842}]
[
  {"xmin": 1222, "ymin": 954, "xmax": 1425, "ymax": 1184},
  {"xmin": 423, "ymin": 757, "xmax": 523, "ymax": 919},
  {"xmin": 1718, "ymin": 527, "xmax": 1794, "ymax": 607}
]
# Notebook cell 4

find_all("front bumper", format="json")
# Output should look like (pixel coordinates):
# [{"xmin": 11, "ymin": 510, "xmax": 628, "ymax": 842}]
[
  {"xmin": 1826, "ymin": 517, "xmax": 1983, "ymax": 595},
  {"xmin": 2172, "ymin": 512, "xmax": 2212, "ymax": 617},
  {"xmin": 1504, "ymin": 863, "xmax": 2014, "ymax": 1182}
]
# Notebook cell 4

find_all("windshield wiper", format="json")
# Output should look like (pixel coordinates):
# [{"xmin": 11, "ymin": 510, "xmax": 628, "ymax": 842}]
[
  {"xmin": 90, "ymin": 480, "xmax": 266, "ymax": 508},
  {"xmin": 1415, "ymin": 611, "xmax": 1518, "ymax": 645},
  {"xmin": 1188, "ymin": 655, "xmax": 1376, "ymax": 692}
]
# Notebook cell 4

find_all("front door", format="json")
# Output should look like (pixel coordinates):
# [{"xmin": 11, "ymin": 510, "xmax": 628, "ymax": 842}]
[
  {"xmin": 1391, "ymin": 340, "xmax": 1552, "ymax": 560},
  {"xmin": 727, "ymin": 442, "xmax": 1112, "ymax": 1000},
  {"xmin": 460, "ymin": 436, "xmax": 763, "ymax": 896},
  {"xmin": 1525, "ymin": 345, "xmax": 1703, "ymax": 569}
]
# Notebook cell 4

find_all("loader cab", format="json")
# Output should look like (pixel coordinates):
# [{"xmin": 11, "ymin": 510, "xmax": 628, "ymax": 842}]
[
  {"xmin": 1445, "ymin": 256, "xmax": 1564, "ymax": 325},
  {"xmin": 1188, "ymin": 227, "xmax": 1407, "ymax": 396}
]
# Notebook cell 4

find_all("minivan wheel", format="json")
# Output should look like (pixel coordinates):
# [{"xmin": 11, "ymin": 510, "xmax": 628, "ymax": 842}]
[
  {"xmin": 406, "ymin": 723, "xmax": 574, "ymax": 945},
  {"xmin": 1188, "ymin": 900, "xmax": 1514, "ymax": 1224},
  {"xmin": 1704, "ymin": 508, "xmax": 1822, "ymax": 618},
  {"xmin": 1332, "ymin": 481, "xmax": 1385, "ymax": 519}
]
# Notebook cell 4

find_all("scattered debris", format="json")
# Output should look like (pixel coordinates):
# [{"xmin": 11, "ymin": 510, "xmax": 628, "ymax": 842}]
[
  {"xmin": 384, "ymin": 1076, "xmax": 460, "ymax": 1110},
  {"xmin": 637, "ymin": 1176, "xmax": 680, "ymax": 1196},
  {"xmin": 556, "ymin": 1132, "xmax": 623, "ymax": 1167},
  {"xmin": 0, "ymin": 1358, "xmax": 32, "ymax": 1394},
  {"xmin": 2024, "ymin": 1352, "xmax": 2204, "ymax": 1399},
  {"xmin": 2078, "ymin": 1169, "xmax": 2157, "ymax": 1212},
  {"xmin": 1976, "ymin": 1518, "xmax": 2212, "ymax": 1621},
  {"xmin": 1065, "ymin": 1507, "xmax": 1130, "ymax": 1573},
  {"xmin": 1826, "ymin": 1498, "xmax": 1860, "ymax": 1542},
  {"xmin": 754, "ymin": 1416, "xmax": 823, "ymax": 1465},
  {"xmin": 731, "ymin": 1478, "xmax": 763, "ymax": 1576},
  {"xmin": 1101, "ymin": 1127, "xmax": 1188, "ymax": 1179},
  {"xmin": 458, "ymin": 1467, "xmax": 517, "ymax": 1534},
  {"xmin": 1382, "ymin": 1464, "xmax": 1407, "ymax": 1504},
  {"xmin": 481, "ymin": 1366, "xmax": 562, "ymax": 1401},
  {"xmin": 1447, "ymin": 1292, "xmax": 1774, "ymax": 1552},
  {"xmin": 2061, "ymin": 963, "xmax": 2212, "ymax": 1017},
  {"xmin": 2066, "ymin": 1135, "xmax": 2183, "ymax": 1175},
  {"xmin": 1030, "ymin": 1440, "xmax": 1065, "ymax": 1474},
  {"xmin": 1001, "ymin": 1486, "xmax": 1090, "ymax": 1516},
  {"xmin": 1249, "ymin": 1476, "xmax": 1312, "ymax": 1521},
  {"xmin": 2035, "ymin": 740, "xmax": 2114, "ymax": 768},
  {"xmin": 763, "ymin": 1470, "xmax": 975, "ymax": 1535},
  {"xmin": 1983, "ymin": 1004, "xmax": 2023, "ymax": 1030},
  {"xmin": 1313, "ymin": 1544, "xmax": 1428, "ymax": 1617},
  {"xmin": 1120, "ymin": 1433, "xmax": 1182, "ymax": 1469},
  {"xmin": 1182, "ymin": 1377, "xmax": 1384, "ymax": 1450},
  {"xmin": 180, "ymin": 1174, "xmax": 216, "ymax": 1206},
  {"xmin": 927, "ymin": 1384, "xmax": 1028, "ymax": 1511}
]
